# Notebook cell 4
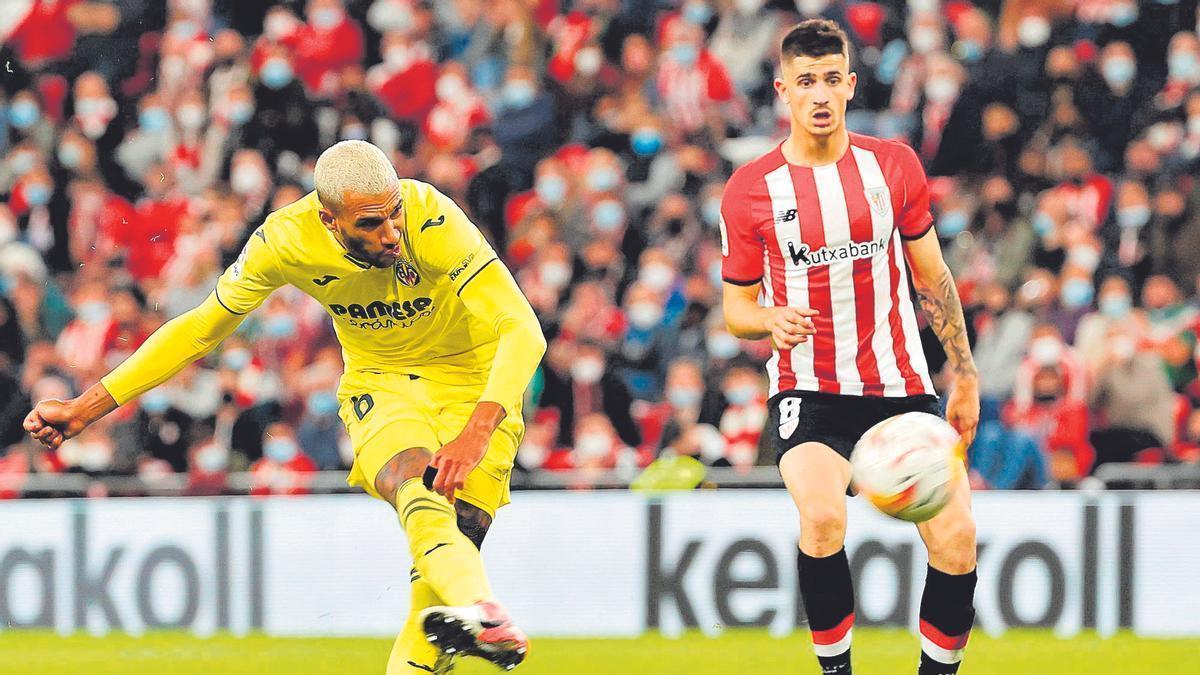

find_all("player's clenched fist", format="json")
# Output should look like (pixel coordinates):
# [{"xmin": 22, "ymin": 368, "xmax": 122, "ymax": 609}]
[
  {"xmin": 23, "ymin": 398, "xmax": 89, "ymax": 451},
  {"xmin": 762, "ymin": 306, "xmax": 819, "ymax": 350}
]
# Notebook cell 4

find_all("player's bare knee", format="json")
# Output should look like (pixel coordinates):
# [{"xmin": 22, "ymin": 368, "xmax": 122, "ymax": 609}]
[
  {"xmin": 455, "ymin": 500, "xmax": 493, "ymax": 550},
  {"xmin": 375, "ymin": 447, "xmax": 434, "ymax": 506},
  {"xmin": 798, "ymin": 502, "xmax": 847, "ymax": 552}
]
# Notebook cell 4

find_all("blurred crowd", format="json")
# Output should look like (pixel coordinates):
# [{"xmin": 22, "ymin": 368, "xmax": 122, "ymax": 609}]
[{"xmin": 3, "ymin": 0, "xmax": 1200, "ymax": 497}]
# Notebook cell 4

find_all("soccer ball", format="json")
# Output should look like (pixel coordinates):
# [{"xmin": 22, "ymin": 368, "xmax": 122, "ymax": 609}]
[{"xmin": 850, "ymin": 412, "xmax": 962, "ymax": 523}]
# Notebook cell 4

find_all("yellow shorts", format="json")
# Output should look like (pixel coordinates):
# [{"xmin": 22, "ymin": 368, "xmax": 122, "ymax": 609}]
[{"xmin": 338, "ymin": 369, "xmax": 524, "ymax": 517}]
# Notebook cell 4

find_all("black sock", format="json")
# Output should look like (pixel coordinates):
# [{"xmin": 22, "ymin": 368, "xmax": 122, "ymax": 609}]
[
  {"xmin": 798, "ymin": 548, "xmax": 855, "ymax": 675},
  {"xmin": 918, "ymin": 566, "xmax": 977, "ymax": 675}
]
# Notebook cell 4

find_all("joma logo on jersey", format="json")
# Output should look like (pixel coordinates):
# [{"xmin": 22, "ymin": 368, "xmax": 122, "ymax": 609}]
[
  {"xmin": 784, "ymin": 236, "xmax": 890, "ymax": 269},
  {"xmin": 329, "ymin": 297, "xmax": 433, "ymax": 326}
]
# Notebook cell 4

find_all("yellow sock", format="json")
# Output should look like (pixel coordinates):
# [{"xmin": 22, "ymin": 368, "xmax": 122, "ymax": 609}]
[
  {"xmin": 395, "ymin": 478, "xmax": 493, "ymax": 607},
  {"xmin": 387, "ymin": 573, "xmax": 452, "ymax": 674}
]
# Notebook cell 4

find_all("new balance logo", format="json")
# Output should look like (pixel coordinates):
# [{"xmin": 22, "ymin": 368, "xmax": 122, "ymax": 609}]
[
  {"xmin": 312, "ymin": 274, "xmax": 340, "ymax": 286},
  {"xmin": 775, "ymin": 209, "xmax": 797, "ymax": 223},
  {"xmin": 420, "ymin": 214, "xmax": 445, "ymax": 231}
]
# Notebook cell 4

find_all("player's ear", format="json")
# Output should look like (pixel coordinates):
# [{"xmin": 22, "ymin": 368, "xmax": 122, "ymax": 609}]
[
  {"xmin": 774, "ymin": 76, "xmax": 789, "ymax": 104},
  {"xmin": 847, "ymin": 71, "xmax": 858, "ymax": 101},
  {"xmin": 318, "ymin": 208, "xmax": 338, "ymax": 232}
]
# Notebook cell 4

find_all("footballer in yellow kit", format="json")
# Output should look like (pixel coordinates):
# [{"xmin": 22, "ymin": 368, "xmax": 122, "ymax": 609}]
[{"xmin": 23, "ymin": 141, "xmax": 545, "ymax": 673}]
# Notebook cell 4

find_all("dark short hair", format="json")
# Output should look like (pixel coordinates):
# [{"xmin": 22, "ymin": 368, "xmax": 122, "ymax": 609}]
[{"xmin": 780, "ymin": 19, "xmax": 851, "ymax": 66}]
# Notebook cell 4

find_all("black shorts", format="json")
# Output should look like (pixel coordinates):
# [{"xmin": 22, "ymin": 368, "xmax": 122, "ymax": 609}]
[{"xmin": 764, "ymin": 390, "xmax": 942, "ymax": 465}]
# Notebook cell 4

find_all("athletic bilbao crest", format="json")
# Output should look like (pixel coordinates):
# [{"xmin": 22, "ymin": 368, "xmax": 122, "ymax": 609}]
[
  {"xmin": 865, "ymin": 187, "xmax": 890, "ymax": 217},
  {"xmin": 394, "ymin": 258, "xmax": 421, "ymax": 287}
]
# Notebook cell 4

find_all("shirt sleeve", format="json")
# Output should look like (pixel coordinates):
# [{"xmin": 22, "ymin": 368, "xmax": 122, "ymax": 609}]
[
  {"xmin": 894, "ymin": 141, "xmax": 934, "ymax": 240},
  {"xmin": 412, "ymin": 184, "xmax": 499, "ymax": 296},
  {"xmin": 719, "ymin": 173, "xmax": 765, "ymax": 286},
  {"xmin": 100, "ymin": 293, "xmax": 246, "ymax": 405},
  {"xmin": 213, "ymin": 226, "xmax": 286, "ymax": 315}
]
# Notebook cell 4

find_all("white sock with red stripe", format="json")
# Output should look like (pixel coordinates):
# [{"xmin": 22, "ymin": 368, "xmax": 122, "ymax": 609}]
[
  {"xmin": 917, "ymin": 566, "xmax": 976, "ymax": 675},
  {"xmin": 798, "ymin": 549, "xmax": 855, "ymax": 674}
]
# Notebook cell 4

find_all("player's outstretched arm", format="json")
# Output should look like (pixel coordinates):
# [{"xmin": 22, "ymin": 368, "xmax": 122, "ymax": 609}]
[
  {"xmin": 904, "ymin": 229, "xmax": 980, "ymax": 446},
  {"xmin": 722, "ymin": 281, "xmax": 818, "ymax": 350},
  {"xmin": 24, "ymin": 292, "xmax": 248, "ymax": 450},
  {"xmin": 429, "ymin": 260, "xmax": 547, "ymax": 500}
]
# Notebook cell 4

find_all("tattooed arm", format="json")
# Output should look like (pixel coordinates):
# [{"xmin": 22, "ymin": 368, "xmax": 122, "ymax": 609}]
[{"xmin": 904, "ymin": 229, "xmax": 980, "ymax": 448}]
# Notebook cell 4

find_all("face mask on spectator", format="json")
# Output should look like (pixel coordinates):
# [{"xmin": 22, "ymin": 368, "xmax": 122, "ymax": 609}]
[
  {"xmin": 956, "ymin": 39, "xmax": 983, "ymax": 63},
  {"xmin": 707, "ymin": 259, "xmax": 722, "ymax": 286},
  {"xmin": 670, "ymin": 43, "xmax": 699, "ymax": 67},
  {"xmin": 640, "ymin": 263, "xmax": 675, "ymax": 292},
  {"xmin": 306, "ymin": 390, "xmax": 341, "ymax": 417},
  {"xmin": 1101, "ymin": 57, "xmax": 1136, "ymax": 88},
  {"xmin": 682, "ymin": 1, "xmax": 712, "ymax": 25},
  {"xmin": 1169, "ymin": 51, "xmax": 1200, "ymax": 81},
  {"xmin": 436, "ymin": 75, "xmax": 466, "ymax": 102},
  {"xmin": 232, "ymin": 164, "xmax": 267, "ymax": 195},
  {"xmin": 539, "ymin": 261, "xmax": 572, "ymax": 289},
  {"xmin": 141, "ymin": 389, "xmax": 172, "ymax": 414},
  {"xmin": 176, "ymin": 104, "xmax": 206, "ymax": 131},
  {"xmin": 171, "ymin": 20, "xmax": 200, "ymax": 40},
  {"xmin": 571, "ymin": 357, "xmax": 604, "ymax": 384},
  {"xmin": 1100, "ymin": 294, "xmax": 1132, "ymax": 318},
  {"xmin": 222, "ymin": 348, "xmax": 252, "ymax": 370},
  {"xmin": 1031, "ymin": 211, "xmax": 1055, "ymax": 237},
  {"xmin": 1109, "ymin": 3, "xmax": 1138, "ymax": 28},
  {"xmin": 575, "ymin": 47, "xmax": 603, "ymax": 77},
  {"xmin": 1060, "ymin": 278, "xmax": 1094, "ymax": 309},
  {"xmin": 909, "ymin": 28, "xmax": 941, "ymax": 55},
  {"xmin": 667, "ymin": 387, "xmax": 702, "ymax": 409},
  {"xmin": 924, "ymin": 77, "xmax": 958, "ymax": 104},
  {"xmin": 702, "ymin": 199, "xmax": 721, "ymax": 227},
  {"xmin": 628, "ymin": 302, "xmax": 664, "ymax": 329},
  {"xmin": 797, "ymin": 0, "xmax": 831, "ymax": 17},
  {"xmin": 140, "ymin": 106, "xmax": 171, "ymax": 133},
  {"xmin": 735, "ymin": 0, "xmax": 764, "ymax": 15},
  {"xmin": 341, "ymin": 124, "xmax": 368, "ymax": 140},
  {"xmin": 535, "ymin": 174, "xmax": 567, "ymax": 206},
  {"xmin": 631, "ymin": 128, "xmax": 663, "ymax": 156},
  {"xmin": 1016, "ymin": 16, "xmax": 1051, "ymax": 49},
  {"xmin": 58, "ymin": 143, "xmax": 83, "ymax": 169},
  {"xmin": 229, "ymin": 101, "xmax": 255, "ymax": 125},
  {"xmin": 24, "ymin": 181, "xmax": 51, "ymax": 207},
  {"xmin": 724, "ymin": 384, "xmax": 757, "ymax": 406},
  {"xmin": 575, "ymin": 432, "xmax": 610, "ymax": 460},
  {"xmin": 263, "ymin": 313, "xmax": 297, "ymax": 339},
  {"xmin": 9, "ymin": 151, "xmax": 36, "ymax": 176},
  {"xmin": 195, "ymin": 444, "xmax": 229, "ymax": 473},
  {"xmin": 8, "ymin": 100, "xmax": 39, "ymax": 129},
  {"xmin": 1117, "ymin": 205, "xmax": 1150, "ymax": 228},
  {"xmin": 706, "ymin": 331, "xmax": 740, "ymax": 360},
  {"xmin": 261, "ymin": 59, "xmax": 294, "ymax": 90},
  {"xmin": 264, "ymin": 438, "xmax": 299, "ymax": 463},
  {"xmin": 310, "ymin": 8, "xmax": 343, "ymax": 30},
  {"xmin": 1029, "ymin": 336, "xmax": 1063, "ymax": 366},
  {"xmin": 586, "ymin": 166, "xmax": 620, "ymax": 193},
  {"xmin": 368, "ymin": 0, "xmax": 414, "ymax": 33},
  {"xmin": 592, "ymin": 200, "xmax": 625, "ymax": 232},
  {"xmin": 75, "ymin": 97, "xmax": 116, "ymax": 139},
  {"xmin": 936, "ymin": 210, "xmax": 969, "ymax": 237},
  {"xmin": 503, "ymin": 80, "xmax": 536, "ymax": 109},
  {"xmin": 1067, "ymin": 246, "xmax": 1100, "ymax": 273},
  {"xmin": 77, "ymin": 300, "xmax": 111, "ymax": 324}
]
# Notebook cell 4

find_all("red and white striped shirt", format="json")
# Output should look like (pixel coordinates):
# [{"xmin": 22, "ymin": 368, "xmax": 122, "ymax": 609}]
[{"xmin": 720, "ymin": 133, "xmax": 936, "ymax": 398}]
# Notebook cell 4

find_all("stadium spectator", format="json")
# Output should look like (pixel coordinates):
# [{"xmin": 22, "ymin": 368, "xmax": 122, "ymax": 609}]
[
  {"xmin": 539, "ymin": 340, "xmax": 640, "ymax": 450},
  {"xmin": 249, "ymin": 422, "xmax": 317, "ymax": 496}
]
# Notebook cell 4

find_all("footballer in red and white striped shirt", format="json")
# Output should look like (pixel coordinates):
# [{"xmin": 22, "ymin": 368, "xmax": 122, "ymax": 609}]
[{"xmin": 718, "ymin": 20, "xmax": 980, "ymax": 675}]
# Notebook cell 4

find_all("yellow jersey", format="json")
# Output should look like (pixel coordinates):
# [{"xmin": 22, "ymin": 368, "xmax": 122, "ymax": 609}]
[{"xmin": 101, "ymin": 180, "xmax": 544, "ymax": 416}]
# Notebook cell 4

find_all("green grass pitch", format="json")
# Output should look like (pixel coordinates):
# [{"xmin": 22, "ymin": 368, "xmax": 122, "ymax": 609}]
[{"xmin": 2, "ymin": 630, "xmax": 1197, "ymax": 674}]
